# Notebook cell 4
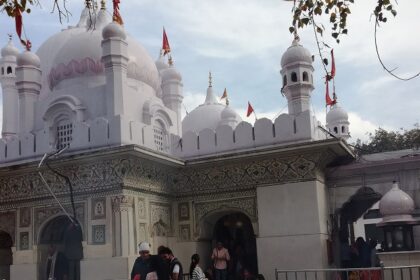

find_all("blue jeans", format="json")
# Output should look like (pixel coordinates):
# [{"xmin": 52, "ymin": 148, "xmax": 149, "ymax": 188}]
[{"xmin": 215, "ymin": 269, "xmax": 227, "ymax": 280}]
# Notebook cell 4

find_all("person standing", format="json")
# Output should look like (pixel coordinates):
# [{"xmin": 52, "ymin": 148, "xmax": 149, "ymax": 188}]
[
  {"xmin": 131, "ymin": 242, "xmax": 152, "ymax": 280},
  {"xmin": 212, "ymin": 241, "xmax": 230, "ymax": 280},
  {"xmin": 46, "ymin": 244, "xmax": 69, "ymax": 280},
  {"xmin": 160, "ymin": 247, "xmax": 183, "ymax": 280},
  {"xmin": 190, "ymin": 254, "xmax": 207, "ymax": 280},
  {"xmin": 64, "ymin": 222, "xmax": 83, "ymax": 280}
]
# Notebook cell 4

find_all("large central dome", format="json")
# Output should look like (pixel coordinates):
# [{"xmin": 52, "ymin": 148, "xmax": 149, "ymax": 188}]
[{"xmin": 37, "ymin": 7, "xmax": 159, "ymax": 93}]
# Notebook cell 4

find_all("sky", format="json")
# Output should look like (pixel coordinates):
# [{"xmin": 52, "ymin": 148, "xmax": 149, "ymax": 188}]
[{"xmin": 0, "ymin": 0, "xmax": 419, "ymax": 142}]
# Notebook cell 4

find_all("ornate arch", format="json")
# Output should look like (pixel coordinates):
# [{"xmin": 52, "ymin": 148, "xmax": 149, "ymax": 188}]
[
  {"xmin": 37, "ymin": 213, "xmax": 84, "ymax": 245},
  {"xmin": 193, "ymin": 197, "xmax": 257, "ymax": 240},
  {"xmin": 42, "ymin": 95, "xmax": 86, "ymax": 126}
]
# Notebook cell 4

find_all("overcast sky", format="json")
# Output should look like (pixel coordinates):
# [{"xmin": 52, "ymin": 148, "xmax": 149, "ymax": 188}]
[{"xmin": 0, "ymin": 0, "xmax": 419, "ymax": 142}]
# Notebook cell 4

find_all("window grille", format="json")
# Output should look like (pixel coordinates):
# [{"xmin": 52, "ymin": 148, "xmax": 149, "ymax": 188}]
[
  {"xmin": 56, "ymin": 122, "xmax": 73, "ymax": 150},
  {"xmin": 153, "ymin": 121, "xmax": 167, "ymax": 152}
]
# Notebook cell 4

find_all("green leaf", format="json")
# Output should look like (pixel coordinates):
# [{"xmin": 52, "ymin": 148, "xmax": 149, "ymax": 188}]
[
  {"xmin": 323, "ymin": 58, "xmax": 329, "ymax": 66},
  {"xmin": 289, "ymin": 26, "xmax": 295, "ymax": 34}
]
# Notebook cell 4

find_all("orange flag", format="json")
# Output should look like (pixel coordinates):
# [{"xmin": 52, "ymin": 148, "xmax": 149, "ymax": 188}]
[
  {"xmin": 162, "ymin": 28, "xmax": 171, "ymax": 55},
  {"xmin": 113, "ymin": 0, "xmax": 124, "ymax": 25},
  {"xmin": 246, "ymin": 102, "xmax": 254, "ymax": 117},
  {"xmin": 221, "ymin": 88, "xmax": 228, "ymax": 100},
  {"xmin": 325, "ymin": 79, "xmax": 336, "ymax": 107}
]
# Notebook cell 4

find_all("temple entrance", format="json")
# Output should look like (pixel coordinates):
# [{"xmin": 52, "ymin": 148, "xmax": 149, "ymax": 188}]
[
  {"xmin": 213, "ymin": 212, "xmax": 258, "ymax": 279},
  {"xmin": 0, "ymin": 231, "xmax": 13, "ymax": 280},
  {"xmin": 38, "ymin": 215, "xmax": 83, "ymax": 280}
]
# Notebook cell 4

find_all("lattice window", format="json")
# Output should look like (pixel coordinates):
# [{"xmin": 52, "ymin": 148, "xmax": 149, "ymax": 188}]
[
  {"xmin": 56, "ymin": 121, "xmax": 73, "ymax": 150},
  {"xmin": 153, "ymin": 121, "xmax": 167, "ymax": 152}
]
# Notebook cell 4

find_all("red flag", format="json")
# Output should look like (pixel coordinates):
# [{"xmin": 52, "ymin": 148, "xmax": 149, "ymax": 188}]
[
  {"xmin": 246, "ymin": 102, "xmax": 254, "ymax": 117},
  {"xmin": 325, "ymin": 79, "xmax": 335, "ymax": 107},
  {"xmin": 221, "ymin": 88, "xmax": 228, "ymax": 100},
  {"xmin": 15, "ymin": 8, "xmax": 23, "ymax": 39},
  {"xmin": 162, "ymin": 28, "xmax": 171, "ymax": 55},
  {"xmin": 113, "ymin": 0, "xmax": 124, "ymax": 25},
  {"xmin": 330, "ymin": 49, "xmax": 336, "ymax": 79}
]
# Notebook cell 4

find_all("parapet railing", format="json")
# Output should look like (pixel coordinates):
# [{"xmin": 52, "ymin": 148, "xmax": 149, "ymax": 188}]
[{"xmin": 275, "ymin": 265, "xmax": 420, "ymax": 280}]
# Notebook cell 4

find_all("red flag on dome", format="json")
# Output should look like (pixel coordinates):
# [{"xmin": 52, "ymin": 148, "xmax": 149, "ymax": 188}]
[
  {"xmin": 330, "ymin": 49, "xmax": 336, "ymax": 79},
  {"xmin": 325, "ymin": 79, "xmax": 336, "ymax": 107},
  {"xmin": 113, "ymin": 0, "xmax": 124, "ymax": 25},
  {"xmin": 162, "ymin": 28, "xmax": 171, "ymax": 55},
  {"xmin": 221, "ymin": 88, "xmax": 228, "ymax": 100},
  {"xmin": 246, "ymin": 102, "xmax": 254, "ymax": 117},
  {"xmin": 14, "ymin": 7, "xmax": 31, "ymax": 51}
]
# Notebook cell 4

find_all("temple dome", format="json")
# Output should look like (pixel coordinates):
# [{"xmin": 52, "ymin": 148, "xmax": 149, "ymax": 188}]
[
  {"xmin": 41, "ymin": 11, "xmax": 159, "ymax": 92},
  {"xmin": 281, "ymin": 39, "xmax": 312, "ymax": 68},
  {"xmin": 1, "ymin": 40, "xmax": 19, "ymax": 58},
  {"xmin": 182, "ymin": 86, "xmax": 241, "ymax": 134},
  {"xmin": 17, "ymin": 51, "xmax": 41, "ymax": 67},
  {"xmin": 379, "ymin": 182, "xmax": 416, "ymax": 224},
  {"xmin": 326, "ymin": 104, "xmax": 348, "ymax": 125}
]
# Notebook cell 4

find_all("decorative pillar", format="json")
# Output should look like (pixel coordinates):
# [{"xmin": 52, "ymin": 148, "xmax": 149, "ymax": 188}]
[{"xmin": 111, "ymin": 195, "xmax": 135, "ymax": 257}]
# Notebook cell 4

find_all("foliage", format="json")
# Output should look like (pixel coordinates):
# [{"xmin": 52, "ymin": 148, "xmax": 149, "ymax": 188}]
[
  {"xmin": 0, "ymin": 0, "xmax": 69, "ymax": 22},
  {"xmin": 354, "ymin": 124, "xmax": 420, "ymax": 155},
  {"xmin": 290, "ymin": 0, "xmax": 397, "ymax": 44}
]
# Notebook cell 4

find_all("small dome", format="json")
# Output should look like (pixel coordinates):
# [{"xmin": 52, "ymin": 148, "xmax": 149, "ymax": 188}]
[
  {"xmin": 326, "ymin": 104, "xmax": 348, "ymax": 125},
  {"xmin": 17, "ymin": 51, "xmax": 41, "ymax": 67},
  {"xmin": 379, "ymin": 182, "xmax": 415, "ymax": 223},
  {"xmin": 1, "ymin": 40, "xmax": 19, "ymax": 57},
  {"xmin": 182, "ymin": 86, "xmax": 241, "ymax": 134},
  {"xmin": 221, "ymin": 106, "xmax": 237, "ymax": 120},
  {"xmin": 161, "ymin": 65, "xmax": 182, "ymax": 81},
  {"xmin": 102, "ymin": 22, "xmax": 126, "ymax": 40},
  {"xmin": 281, "ymin": 39, "xmax": 312, "ymax": 68}
]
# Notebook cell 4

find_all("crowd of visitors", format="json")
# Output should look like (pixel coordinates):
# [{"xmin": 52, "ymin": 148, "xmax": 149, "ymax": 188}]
[{"xmin": 130, "ymin": 241, "xmax": 261, "ymax": 280}]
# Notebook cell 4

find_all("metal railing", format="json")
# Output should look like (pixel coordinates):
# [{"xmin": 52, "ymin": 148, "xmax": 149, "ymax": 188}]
[{"xmin": 275, "ymin": 265, "xmax": 420, "ymax": 280}]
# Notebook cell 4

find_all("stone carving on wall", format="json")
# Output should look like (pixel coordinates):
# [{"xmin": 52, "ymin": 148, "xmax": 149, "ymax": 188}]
[
  {"xmin": 0, "ymin": 156, "xmax": 173, "ymax": 206},
  {"xmin": 179, "ymin": 225, "xmax": 190, "ymax": 241},
  {"xmin": 19, "ymin": 207, "xmax": 31, "ymax": 227},
  {"xmin": 173, "ymin": 154, "xmax": 322, "ymax": 196},
  {"xmin": 0, "ymin": 211, "xmax": 16, "ymax": 243},
  {"xmin": 112, "ymin": 195, "xmax": 134, "ymax": 212},
  {"xmin": 92, "ymin": 225, "xmax": 106, "ymax": 244},
  {"xmin": 193, "ymin": 197, "xmax": 257, "ymax": 236},
  {"xmin": 91, "ymin": 198, "xmax": 106, "ymax": 220},
  {"xmin": 19, "ymin": 232, "xmax": 29, "ymax": 250},
  {"xmin": 139, "ymin": 223, "xmax": 147, "ymax": 242},
  {"xmin": 178, "ymin": 202, "xmax": 189, "ymax": 221},
  {"xmin": 138, "ymin": 198, "xmax": 146, "ymax": 219},
  {"xmin": 150, "ymin": 203, "xmax": 171, "ymax": 237},
  {"xmin": 34, "ymin": 203, "xmax": 85, "ymax": 243}
]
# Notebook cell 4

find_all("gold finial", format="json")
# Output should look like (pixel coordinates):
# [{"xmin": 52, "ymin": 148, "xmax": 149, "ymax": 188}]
[
  {"xmin": 100, "ymin": 0, "xmax": 106, "ymax": 10},
  {"xmin": 209, "ymin": 71, "xmax": 212, "ymax": 87},
  {"xmin": 168, "ymin": 55, "xmax": 173, "ymax": 66}
]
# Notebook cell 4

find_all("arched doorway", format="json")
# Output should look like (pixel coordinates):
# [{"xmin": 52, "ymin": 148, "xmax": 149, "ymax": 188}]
[
  {"xmin": 213, "ymin": 212, "xmax": 258, "ymax": 279},
  {"xmin": 0, "ymin": 231, "xmax": 13, "ymax": 280},
  {"xmin": 38, "ymin": 215, "xmax": 83, "ymax": 280}
]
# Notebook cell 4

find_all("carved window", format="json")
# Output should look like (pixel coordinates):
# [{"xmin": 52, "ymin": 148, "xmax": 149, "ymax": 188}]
[
  {"xmin": 291, "ymin": 72, "xmax": 298, "ymax": 82},
  {"xmin": 56, "ymin": 120, "xmax": 73, "ymax": 150},
  {"xmin": 303, "ymin": 71, "xmax": 309, "ymax": 82},
  {"xmin": 283, "ymin": 75, "xmax": 287, "ymax": 86},
  {"xmin": 153, "ymin": 120, "xmax": 167, "ymax": 152},
  {"xmin": 6, "ymin": 66, "xmax": 12, "ymax": 74}
]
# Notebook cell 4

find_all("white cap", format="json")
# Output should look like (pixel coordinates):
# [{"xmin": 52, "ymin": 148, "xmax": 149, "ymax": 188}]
[{"xmin": 138, "ymin": 242, "xmax": 151, "ymax": 252}]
